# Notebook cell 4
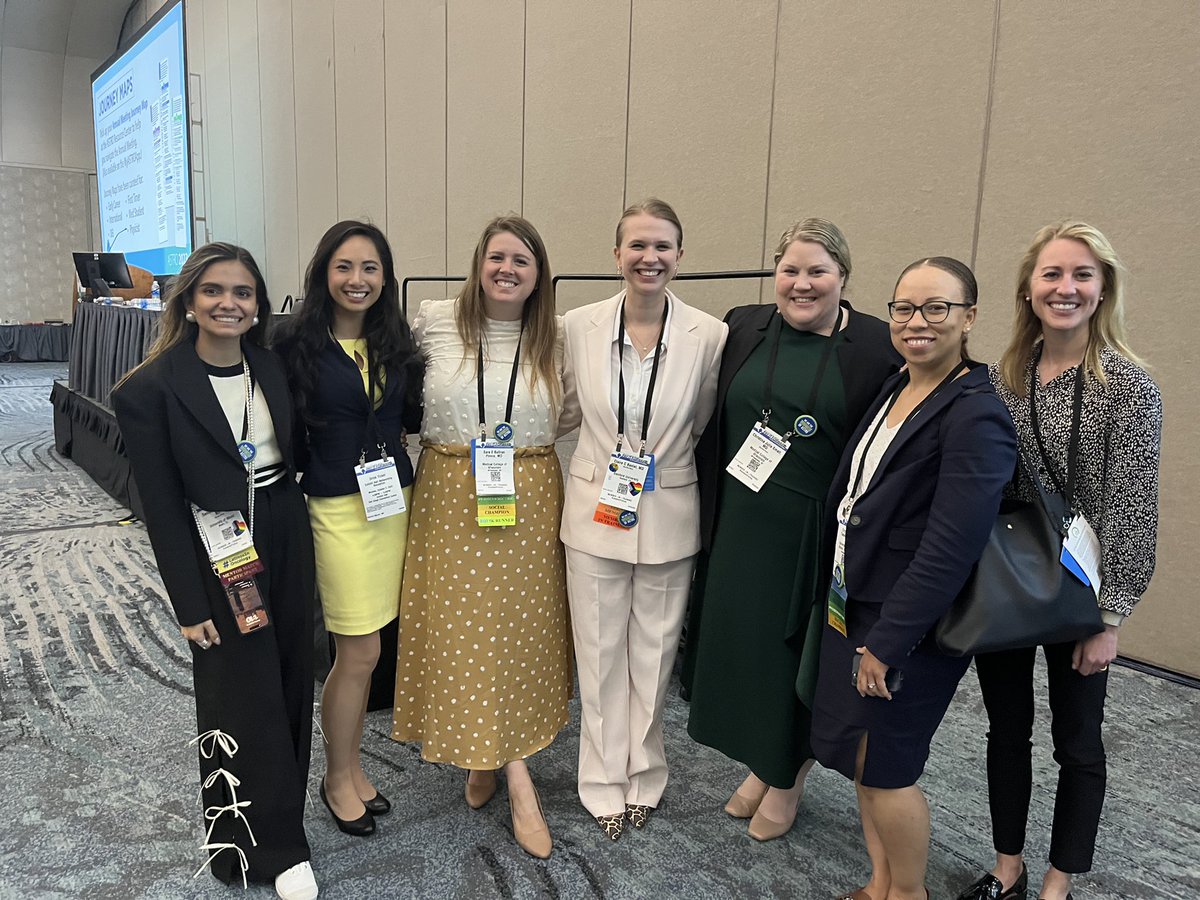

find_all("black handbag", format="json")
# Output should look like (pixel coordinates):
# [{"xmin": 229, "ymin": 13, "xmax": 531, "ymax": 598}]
[{"xmin": 935, "ymin": 357, "xmax": 1103, "ymax": 657}]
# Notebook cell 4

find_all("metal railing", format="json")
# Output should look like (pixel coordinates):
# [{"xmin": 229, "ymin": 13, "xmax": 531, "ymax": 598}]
[{"xmin": 400, "ymin": 268, "xmax": 773, "ymax": 317}]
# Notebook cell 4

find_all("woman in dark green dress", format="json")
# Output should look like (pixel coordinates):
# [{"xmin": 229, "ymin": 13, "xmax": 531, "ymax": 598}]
[{"xmin": 683, "ymin": 218, "xmax": 898, "ymax": 840}]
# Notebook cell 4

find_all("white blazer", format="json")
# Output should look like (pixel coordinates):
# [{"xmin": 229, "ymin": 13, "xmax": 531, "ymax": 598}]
[{"xmin": 558, "ymin": 290, "xmax": 727, "ymax": 564}]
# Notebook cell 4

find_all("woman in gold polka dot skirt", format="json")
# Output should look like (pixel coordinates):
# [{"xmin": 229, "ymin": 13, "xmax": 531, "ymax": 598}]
[{"xmin": 391, "ymin": 216, "xmax": 570, "ymax": 859}]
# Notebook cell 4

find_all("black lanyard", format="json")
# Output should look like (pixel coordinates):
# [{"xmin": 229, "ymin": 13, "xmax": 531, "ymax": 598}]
[
  {"xmin": 476, "ymin": 328, "xmax": 523, "ymax": 441},
  {"xmin": 1029, "ymin": 347, "xmax": 1085, "ymax": 517},
  {"xmin": 845, "ymin": 363, "xmax": 967, "ymax": 505},
  {"xmin": 761, "ymin": 305, "xmax": 843, "ymax": 439},
  {"xmin": 616, "ymin": 298, "xmax": 669, "ymax": 456},
  {"xmin": 359, "ymin": 353, "xmax": 390, "ymax": 464}
]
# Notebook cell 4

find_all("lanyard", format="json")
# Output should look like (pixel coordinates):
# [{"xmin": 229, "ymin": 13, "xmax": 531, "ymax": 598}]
[
  {"xmin": 616, "ymin": 298, "xmax": 669, "ymax": 456},
  {"xmin": 239, "ymin": 359, "xmax": 257, "ymax": 536},
  {"xmin": 1029, "ymin": 346, "xmax": 1085, "ymax": 518},
  {"xmin": 844, "ymin": 363, "xmax": 966, "ymax": 506},
  {"xmin": 359, "ymin": 370, "xmax": 391, "ymax": 464},
  {"xmin": 761, "ymin": 305, "xmax": 844, "ymax": 440},
  {"xmin": 476, "ymin": 327, "xmax": 524, "ymax": 442}
]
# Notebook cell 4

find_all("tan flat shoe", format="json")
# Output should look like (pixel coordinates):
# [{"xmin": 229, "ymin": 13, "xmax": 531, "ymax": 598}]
[
  {"xmin": 748, "ymin": 805, "xmax": 797, "ymax": 841},
  {"xmin": 724, "ymin": 783, "xmax": 769, "ymax": 819},
  {"xmin": 510, "ymin": 787, "xmax": 552, "ymax": 859},
  {"xmin": 465, "ymin": 770, "xmax": 497, "ymax": 810}
]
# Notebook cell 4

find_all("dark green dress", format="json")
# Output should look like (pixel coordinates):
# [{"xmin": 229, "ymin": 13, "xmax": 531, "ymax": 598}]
[{"xmin": 684, "ymin": 323, "xmax": 847, "ymax": 787}]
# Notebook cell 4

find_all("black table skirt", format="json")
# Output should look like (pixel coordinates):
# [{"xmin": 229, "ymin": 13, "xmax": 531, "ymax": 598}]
[
  {"xmin": 69, "ymin": 302, "xmax": 160, "ymax": 404},
  {"xmin": 0, "ymin": 324, "xmax": 72, "ymax": 362}
]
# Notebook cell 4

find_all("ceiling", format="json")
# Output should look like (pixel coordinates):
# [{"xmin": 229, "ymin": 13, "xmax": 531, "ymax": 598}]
[{"xmin": 0, "ymin": 0, "xmax": 131, "ymax": 60}]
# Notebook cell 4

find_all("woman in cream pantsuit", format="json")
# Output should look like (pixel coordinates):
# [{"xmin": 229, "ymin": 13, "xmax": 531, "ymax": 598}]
[{"xmin": 559, "ymin": 199, "xmax": 727, "ymax": 841}]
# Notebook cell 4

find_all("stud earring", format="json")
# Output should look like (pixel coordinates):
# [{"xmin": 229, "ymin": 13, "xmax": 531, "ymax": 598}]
[
  {"xmin": 252, "ymin": 316, "xmax": 260, "ymax": 326},
  {"xmin": 1099, "ymin": 294, "xmax": 1105, "ymax": 302},
  {"xmin": 185, "ymin": 311, "xmax": 196, "ymax": 322}
]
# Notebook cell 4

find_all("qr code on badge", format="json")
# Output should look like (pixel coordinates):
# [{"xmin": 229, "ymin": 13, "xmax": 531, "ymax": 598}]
[
  {"xmin": 616, "ymin": 482, "xmax": 630, "ymax": 496},
  {"xmin": 747, "ymin": 457, "xmax": 762, "ymax": 472}
]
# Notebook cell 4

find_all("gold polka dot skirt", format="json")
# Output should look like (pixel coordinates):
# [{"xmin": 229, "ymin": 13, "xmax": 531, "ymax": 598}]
[{"xmin": 391, "ymin": 443, "xmax": 572, "ymax": 768}]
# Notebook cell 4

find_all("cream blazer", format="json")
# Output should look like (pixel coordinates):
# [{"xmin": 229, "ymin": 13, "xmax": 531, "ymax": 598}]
[{"xmin": 558, "ymin": 290, "xmax": 727, "ymax": 564}]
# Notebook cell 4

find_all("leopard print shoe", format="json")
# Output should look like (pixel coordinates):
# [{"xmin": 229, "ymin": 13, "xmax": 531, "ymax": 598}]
[
  {"xmin": 595, "ymin": 813, "xmax": 625, "ymax": 842},
  {"xmin": 624, "ymin": 804, "xmax": 652, "ymax": 830}
]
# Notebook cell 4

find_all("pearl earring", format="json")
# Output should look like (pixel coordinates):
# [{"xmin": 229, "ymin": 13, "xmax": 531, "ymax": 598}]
[
  {"xmin": 1099, "ymin": 294, "xmax": 1105, "ymax": 302},
  {"xmin": 185, "ymin": 310, "xmax": 196, "ymax": 322},
  {"xmin": 252, "ymin": 316, "xmax": 260, "ymax": 326}
]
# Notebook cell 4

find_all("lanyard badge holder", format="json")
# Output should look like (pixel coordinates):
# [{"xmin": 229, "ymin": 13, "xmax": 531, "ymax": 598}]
[
  {"xmin": 353, "ymin": 368, "xmax": 408, "ymax": 521},
  {"xmin": 727, "ymin": 308, "xmax": 843, "ymax": 493},
  {"xmin": 472, "ymin": 333, "xmax": 522, "ymax": 527},
  {"xmin": 192, "ymin": 360, "xmax": 270, "ymax": 634},
  {"xmin": 594, "ymin": 301, "xmax": 666, "ymax": 529}
]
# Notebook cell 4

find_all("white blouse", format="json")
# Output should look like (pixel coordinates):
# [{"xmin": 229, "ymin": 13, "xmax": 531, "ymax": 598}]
[{"xmin": 414, "ymin": 298, "xmax": 564, "ymax": 447}]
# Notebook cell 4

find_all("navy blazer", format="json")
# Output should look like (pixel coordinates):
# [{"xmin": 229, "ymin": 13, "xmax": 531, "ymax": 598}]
[
  {"xmin": 695, "ymin": 301, "xmax": 901, "ymax": 551},
  {"xmin": 279, "ymin": 336, "xmax": 422, "ymax": 497},
  {"xmin": 827, "ymin": 363, "xmax": 1017, "ymax": 667},
  {"xmin": 113, "ymin": 339, "xmax": 299, "ymax": 627}
]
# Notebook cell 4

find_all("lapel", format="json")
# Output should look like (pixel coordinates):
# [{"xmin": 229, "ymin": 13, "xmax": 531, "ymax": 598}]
[
  {"xmin": 645, "ymin": 289, "xmax": 698, "ymax": 451},
  {"xmin": 858, "ymin": 365, "xmax": 978, "ymax": 501},
  {"xmin": 166, "ymin": 341, "xmax": 243, "ymax": 464},
  {"xmin": 245, "ymin": 342, "xmax": 291, "ymax": 461},
  {"xmin": 583, "ymin": 294, "xmax": 622, "ymax": 439},
  {"xmin": 719, "ymin": 305, "xmax": 773, "ymax": 402}
]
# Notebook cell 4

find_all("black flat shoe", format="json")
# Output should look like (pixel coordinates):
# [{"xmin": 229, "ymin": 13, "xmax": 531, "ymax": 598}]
[
  {"xmin": 957, "ymin": 864, "xmax": 1028, "ymax": 900},
  {"xmin": 362, "ymin": 790, "xmax": 390, "ymax": 816},
  {"xmin": 320, "ymin": 778, "xmax": 375, "ymax": 836}
]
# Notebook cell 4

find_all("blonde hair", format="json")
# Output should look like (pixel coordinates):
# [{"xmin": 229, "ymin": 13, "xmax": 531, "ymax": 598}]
[
  {"xmin": 454, "ymin": 215, "xmax": 560, "ymax": 414},
  {"xmin": 999, "ymin": 221, "xmax": 1145, "ymax": 396},
  {"xmin": 615, "ymin": 198, "xmax": 683, "ymax": 249},
  {"xmin": 772, "ymin": 218, "xmax": 852, "ymax": 287}
]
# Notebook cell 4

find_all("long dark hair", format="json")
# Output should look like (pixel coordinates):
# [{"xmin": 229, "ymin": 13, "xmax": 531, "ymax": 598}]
[
  {"xmin": 116, "ymin": 242, "xmax": 270, "ymax": 390},
  {"xmin": 277, "ymin": 220, "xmax": 422, "ymax": 425}
]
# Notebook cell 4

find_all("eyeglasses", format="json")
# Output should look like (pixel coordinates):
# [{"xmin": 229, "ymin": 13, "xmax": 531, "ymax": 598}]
[{"xmin": 887, "ymin": 300, "xmax": 971, "ymax": 324}]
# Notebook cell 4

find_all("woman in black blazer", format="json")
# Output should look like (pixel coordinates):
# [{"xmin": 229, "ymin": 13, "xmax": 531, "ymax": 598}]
[
  {"xmin": 811, "ymin": 258, "xmax": 1016, "ymax": 900},
  {"xmin": 273, "ymin": 221, "xmax": 422, "ymax": 838},
  {"xmin": 112, "ymin": 243, "xmax": 318, "ymax": 900},
  {"xmin": 682, "ymin": 218, "xmax": 899, "ymax": 841}
]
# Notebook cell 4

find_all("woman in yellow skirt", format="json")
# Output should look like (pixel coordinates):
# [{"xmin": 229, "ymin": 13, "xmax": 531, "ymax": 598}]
[
  {"xmin": 391, "ymin": 215, "xmax": 571, "ymax": 859},
  {"xmin": 275, "ymin": 221, "xmax": 422, "ymax": 837}
]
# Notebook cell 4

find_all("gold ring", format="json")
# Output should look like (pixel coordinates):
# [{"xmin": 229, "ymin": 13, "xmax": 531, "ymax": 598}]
[
  {"xmin": 867, "ymin": 682, "xmax": 876, "ymax": 690},
  {"xmin": 1099, "ymin": 665, "xmax": 1109, "ymax": 672}
]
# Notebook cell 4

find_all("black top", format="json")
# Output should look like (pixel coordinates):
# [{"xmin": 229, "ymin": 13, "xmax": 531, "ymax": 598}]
[
  {"xmin": 276, "ymin": 335, "xmax": 423, "ymax": 497},
  {"xmin": 695, "ymin": 301, "xmax": 901, "ymax": 551}
]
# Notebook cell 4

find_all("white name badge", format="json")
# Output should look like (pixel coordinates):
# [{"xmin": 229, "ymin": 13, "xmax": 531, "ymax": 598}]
[
  {"xmin": 191, "ymin": 506, "xmax": 255, "ymax": 560},
  {"xmin": 726, "ymin": 423, "xmax": 791, "ymax": 492},
  {"xmin": 594, "ymin": 452, "xmax": 651, "ymax": 528},
  {"xmin": 1061, "ymin": 512, "xmax": 1102, "ymax": 598},
  {"xmin": 473, "ymin": 440, "xmax": 516, "ymax": 496},
  {"xmin": 354, "ymin": 457, "xmax": 407, "ymax": 521}
]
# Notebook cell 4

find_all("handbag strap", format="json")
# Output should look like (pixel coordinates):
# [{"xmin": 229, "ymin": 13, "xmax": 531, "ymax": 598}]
[{"xmin": 1028, "ymin": 347, "xmax": 1085, "ymax": 536}]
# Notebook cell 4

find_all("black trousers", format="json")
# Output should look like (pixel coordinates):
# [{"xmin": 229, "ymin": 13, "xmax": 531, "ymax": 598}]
[
  {"xmin": 974, "ymin": 640, "xmax": 1108, "ymax": 874},
  {"xmin": 190, "ymin": 478, "xmax": 316, "ymax": 884}
]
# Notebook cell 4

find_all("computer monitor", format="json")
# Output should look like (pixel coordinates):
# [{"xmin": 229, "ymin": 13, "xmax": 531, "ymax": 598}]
[{"xmin": 73, "ymin": 252, "xmax": 134, "ymax": 296}]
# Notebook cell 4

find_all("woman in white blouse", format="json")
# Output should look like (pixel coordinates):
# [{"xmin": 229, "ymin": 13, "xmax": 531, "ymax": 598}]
[{"xmin": 390, "ymin": 216, "xmax": 570, "ymax": 859}]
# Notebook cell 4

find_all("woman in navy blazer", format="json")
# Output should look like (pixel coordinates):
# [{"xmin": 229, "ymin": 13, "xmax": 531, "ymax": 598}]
[
  {"xmin": 274, "ymin": 221, "xmax": 422, "ymax": 837},
  {"xmin": 812, "ymin": 258, "xmax": 1016, "ymax": 900}
]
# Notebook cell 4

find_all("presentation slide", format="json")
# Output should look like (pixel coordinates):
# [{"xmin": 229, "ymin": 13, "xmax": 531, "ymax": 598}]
[{"xmin": 91, "ymin": 1, "xmax": 192, "ymax": 277}]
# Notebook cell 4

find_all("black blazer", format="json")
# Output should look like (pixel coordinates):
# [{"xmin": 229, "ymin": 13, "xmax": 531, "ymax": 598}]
[
  {"xmin": 112, "ymin": 339, "xmax": 299, "ymax": 628},
  {"xmin": 275, "ymin": 336, "xmax": 422, "ymax": 497},
  {"xmin": 827, "ymin": 363, "xmax": 1017, "ymax": 666},
  {"xmin": 695, "ymin": 301, "xmax": 901, "ymax": 551}
]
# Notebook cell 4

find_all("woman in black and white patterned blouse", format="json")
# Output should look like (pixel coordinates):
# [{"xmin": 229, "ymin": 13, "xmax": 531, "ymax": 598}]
[{"xmin": 957, "ymin": 222, "xmax": 1162, "ymax": 900}]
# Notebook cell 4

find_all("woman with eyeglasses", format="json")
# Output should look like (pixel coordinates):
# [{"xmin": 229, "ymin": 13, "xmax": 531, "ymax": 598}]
[
  {"xmin": 812, "ymin": 257, "xmax": 1016, "ymax": 900},
  {"xmin": 681, "ymin": 218, "xmax": 899, "ymax": 842},
  {"xmin": 956, "ymin": 223, "xmax": 1161, "ymax": 900}
]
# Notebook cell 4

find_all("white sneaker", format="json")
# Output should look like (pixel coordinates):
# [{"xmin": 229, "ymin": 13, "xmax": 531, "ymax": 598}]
[{"xmin": 275, "ymin": 861, "xmax": 319, "ymax": 900}]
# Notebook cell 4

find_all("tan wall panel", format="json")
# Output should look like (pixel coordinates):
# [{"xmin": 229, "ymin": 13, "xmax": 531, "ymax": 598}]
[
  {"xmin": 973, "ymin": 1, "xmax": 1200, "ymax": 676},
  {"xmin": 1, "ymin": 47, "xmax": 65, "ymax": 166},
  {"xmin": 768, "ymin": 0, "xmax": 994, "ymax": 322},
  {"xmin": 257, "ymin": 0, "xmax": 302, "ymax": 302},
  {"xmin": 624, "ymin": 1, "xmax": 777, "ymax": 318},
  {"xmin": 522, "ymin": 0, "xmax": 629, "ymax": 301},
  {"xmin": 198, "ymin": 0, "xmax": 236, "ymax": 241},
  {"xmin": 227, "ymin": 0, "xmax": 266, "ymax": 261},
  {"xmin": 292, "ymin": 0, "xmax": 338, "ymax": 270},
  {"xmin": 385, "ymin": 0, "xmax": 447, "ymax": 287},
  {"xmin": 444, "ymin": 0, "xmax": 525, "ymax": 270},
  {"xmin": 333, "ymin": 0, "xmax": 386, "ymax": 225},
  {"xmin": 61, "ymin": 56, "xmax": 104, "ymax": 170}
]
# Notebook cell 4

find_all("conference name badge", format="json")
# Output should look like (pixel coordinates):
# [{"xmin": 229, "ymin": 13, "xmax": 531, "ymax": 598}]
[
  {"xmin": 1061, "ymin": 513, "xmax": 1102, "ymax": 598},
  {"xmin": 726, "ymin": 423, "xmax": 790, "ymax": 492},
  {"xmin": 594, "ymin": 452, "xmax": 651, "ymax": 529},
  {"xmin": 473, "ymin": 439, "xmax": 517, "ymax": 527},
  {"xmin": 354, "ymin": 457, "xmax": 407, "ymax": 521},
  {"xmin": 827, "ymin": 563, "xmax": 849, "ymax": 637},
  {"xmin": 191, "ymin": 506, "xmax": 264, "ymax": 585}
]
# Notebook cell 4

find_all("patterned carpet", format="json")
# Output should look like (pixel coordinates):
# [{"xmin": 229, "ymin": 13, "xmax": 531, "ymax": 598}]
[{"xmin": 0, "ymin": 363, "xmax": 1196, "ymax": 899}]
